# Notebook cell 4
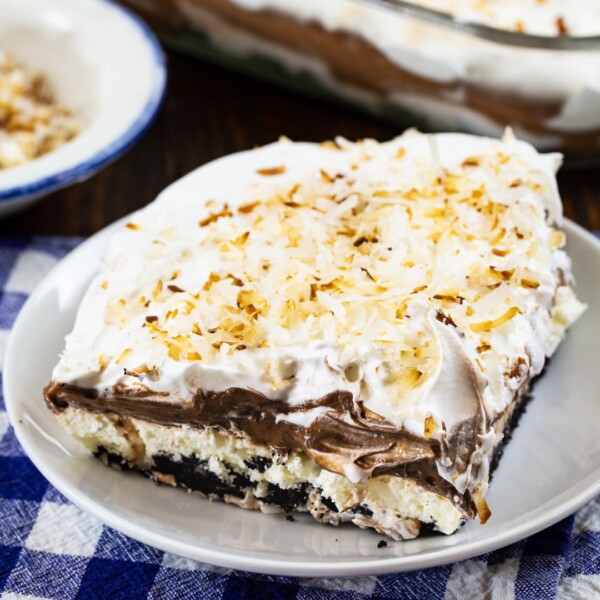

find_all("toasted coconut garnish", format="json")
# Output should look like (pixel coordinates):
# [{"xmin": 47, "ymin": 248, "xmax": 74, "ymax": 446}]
[
  {"xmin": 473, "ymin": 485, "xmax": 491, "ymax": 525},
  {"xmin": 423, "ymin": 415, "xmax": 436, "ymax": 439},
  {"xmin": 198, "ymin": 206, "xmax": 233, "ymax": 227},
  {"xmin": 470, "ymin": 307, "xmax": 521, "ymax": 333},
  {"xmin": 88, "ymin": 135, "xmax": 572, "ymax": 402},
  {"xmin": 257, "ymin": 165, "xmax": 286, "ymax": 176},
  {"xmin": 358, "ymin": 402, "xmax": 388, "ymax": 422}
]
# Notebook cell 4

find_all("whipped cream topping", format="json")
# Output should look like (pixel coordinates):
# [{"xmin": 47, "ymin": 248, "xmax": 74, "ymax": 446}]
[
  {"xmin": 231, "ymin": 0, "xmax": 600, "ymax": 37},
  {"xmin": 53, "ymin": 130, "xmax": 585, "ymax": 492},
  {"xmin": 411, "ymin": 0, "xmax": 600, "ymax": 36},
  {"xmin": 199, "ymin": 0, "xmax": 600, "ymax": 134}
]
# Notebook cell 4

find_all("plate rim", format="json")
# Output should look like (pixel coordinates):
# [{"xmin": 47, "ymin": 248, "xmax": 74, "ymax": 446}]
[
  {"xmin": 4, "ymin": 217, "xmax": 600, "ymax": 577},
  {"xmin": 0, "ymin": 0, "xmax": 166, "ymax": 203}
]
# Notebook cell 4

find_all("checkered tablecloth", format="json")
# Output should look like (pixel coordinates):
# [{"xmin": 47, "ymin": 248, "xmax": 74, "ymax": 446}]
[{"xmin": 0, "ymin": 237, "xmax": 598, "ymax": 600}]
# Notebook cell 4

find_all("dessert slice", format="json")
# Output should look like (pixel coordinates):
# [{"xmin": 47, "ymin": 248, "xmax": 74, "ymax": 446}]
[{"xmin": 44, "ymin": 130, "xmax": 585, "ymax": 539}]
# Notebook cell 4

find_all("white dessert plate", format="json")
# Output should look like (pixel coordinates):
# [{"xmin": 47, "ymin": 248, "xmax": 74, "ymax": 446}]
[
  {"xmin": 0, "ymin": 0, "xmax": 166, "ymax": 216},
  {"xmin": 4, "ymin": 218, "xmax": 600, "ymax": 577}
]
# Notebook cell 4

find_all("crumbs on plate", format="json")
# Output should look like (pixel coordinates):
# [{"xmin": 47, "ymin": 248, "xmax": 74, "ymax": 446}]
[{"xmin": 0, "ymin": 51, "xmax": 80, "ymax": 169}]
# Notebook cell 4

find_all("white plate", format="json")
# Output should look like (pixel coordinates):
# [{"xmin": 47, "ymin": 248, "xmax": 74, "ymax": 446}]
[
  {"xmin": 4, "ymin": 218, "xmax": 600, "ymax": 577},
  {"xmin": 0, "ymin": 0, "xmax": 166, "ymax": 216}
]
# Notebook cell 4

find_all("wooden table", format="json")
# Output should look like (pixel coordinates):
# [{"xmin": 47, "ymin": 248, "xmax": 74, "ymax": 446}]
[{"xmin": 1, "ymin": 51, "xmax": 599, "ymax": 236}]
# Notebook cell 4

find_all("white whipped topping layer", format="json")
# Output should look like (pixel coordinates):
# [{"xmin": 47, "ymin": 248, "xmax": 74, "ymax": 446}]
[
  {"xmin": 207, "ymin": 0, "xmax": 600, "ymax": 133},
  {"xmin": 54, "ymin": 131, "xmax": 585, "ymax": 492},
  {"xmin": 412, "ymin": 0, "xmax": 600, "ymax": 36},
  {"xmin": 230, "ymin": 0, "xmax": 600, "ymax": 37}
]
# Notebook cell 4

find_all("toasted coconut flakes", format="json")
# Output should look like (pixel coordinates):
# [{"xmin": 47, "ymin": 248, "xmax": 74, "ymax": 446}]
[
  {"xmin": 167, "ymin": 285, "xmax": 185, "ymax": 293},
  {"xmin": 203, "ymin": 272, "xmax": 221, "ymax": 291},
  {"xmin": 490, "ymin": 267, "xmax": 514, "ymax": 281},
  {"xmin": 556, "ymin": 16, "xmax": 569, "ymax": 35},
  {"xmin": 361, "ymin": 267, "xmax": 376, "ymax": 282},
  {"xmin": 548, "ymin": 230, "xmax": 565, "ymax": 250},
  {"xmin": 507, "ymin": 356, "xmax": 528, "ymax": 378},
  {"xmin": 521, "ymin": 279, "xmax": 540, "ymax": 289},
  {"xmin": 433, "ymin": 294, "xmax": 464, "ymax": 304},
  {"xmin": 225, "ymin": 274, "xmax": 244, "ymax": 286},
  {"xmin": 152, "ymin": 280, "xmax": 163, "ymax": 300},
  {"xmin": 199, "ymin": 207, "xmax": 233, "ymax": 227},
  {"xmin": 89, "ymin": 137, "xmax": 570, "ymax": 390},
  {"xmin": 490, "ymin": 228, "xmax": 506, "ymax": 245},
  {"xmin": 126, "ymin": 223, "xmax": 139, "ymax": 230},
  {"xmin": 238, "ymin": 202, "xmax": 259, "ymax": 214},
  {"xmin": 257, "ymin": 165, "xmax": 286, "ymax": 176},
  {"xmin": 527, "ymin": 241, "xmax": 540, "ymax": 259},
  {"xmin": 436, "ymin": 311, "xmax": 457, "ymax": 327},
  {"xmin": 164, "ymin": 341, "xmax": 181, "ymax": 361},
  {"xmin": 320, "ymin": 169, "xmax": 335, "ymax": 184},
  {"xmin": 400, "ymin": 368, "xmax": 422, "ymax": 388},
  {"xmin": 165, "ymin": 308, "xmax": 179, "ymax": 321},
  {"xmin": 462, "ymin": 157, "xmax": 480, "ymax": 167},
  {"xmin": 359, "ymin": 402, "xmax": 388, "ymax": 422},
  {"xmin": 423, "ymin": 415, "xmax": 436, "ymax": 439},
  {"xmin": 237, "ymin": 289, "xmax": 268, "ymax": 316},
  {"xmin": 101, "ymin": 281, "xmax": 108, "ymax": 290},
  {"xmin": 491, "ymin": 248, "xmax": 509, "ymax": 257},
  {"xmin": 320, "ymin": 140, "xmax": 340, "ymax": 150},
  {"xmin": 229, "ymin": 232, "xmax": 249, "ymax": 248},
  {"xmin": 470, "ymin": 307, "xmax": 521, "ymax": 333},
  {"xmin": 132, "ymin": 364, "xmax": 156, "ymax": 376},
  {"xmin": 473, "ymin": 486, "xmax": 491, "ymax": 524},
  {"xmin": 0, "ymin": 54, "xmax": 80, "ymax": 169},
  {"xmin": 98, "ymin": 353, "xmax": 108, "ymax": 370},
  {"xmin": 154, "ymin": 472, "xmax": 177, "ymax": 486},
  {"xmin": 395, "ymin": 302, "xmax": 408, "ymax": 320},
  {"xmin": 182, "ymin": 300, "xmax": 196, "ymax": 314},
  {"xmin": 424, "ymin": 207, "xmax": 446, "ymax": 219},
  {"xmin": 115, "ymin": 348, "xmax": 132, "ymax": 365},
  {"xmin": 123, "ymin": 368, "xmax": 141, "ymax": 379}
]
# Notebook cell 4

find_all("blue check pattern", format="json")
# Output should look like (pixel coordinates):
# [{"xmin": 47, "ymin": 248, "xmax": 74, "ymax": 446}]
[{"xmin": 0, "ymin": 237, "xmax": 598, "ymax": 600}]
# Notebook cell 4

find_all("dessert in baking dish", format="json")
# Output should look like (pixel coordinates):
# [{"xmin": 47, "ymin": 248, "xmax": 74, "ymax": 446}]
[
  {"xmin": 122, "ymin": 0, "xmax": 600, "ymax": 158},
  {"xmin": 45, "ymin": 130, "xmax": 585, "ymax": 539}
]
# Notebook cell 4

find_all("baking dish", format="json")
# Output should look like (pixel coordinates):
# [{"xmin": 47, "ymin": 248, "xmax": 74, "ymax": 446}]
[{"xmin": 122, "ymin": 0, "xmax": 600, "ymax": 163}]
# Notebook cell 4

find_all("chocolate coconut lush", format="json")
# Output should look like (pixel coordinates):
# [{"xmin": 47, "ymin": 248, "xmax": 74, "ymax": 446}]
[{"xmin": 45, "ymin": 131, "xmax": 585, "ymax": 539}]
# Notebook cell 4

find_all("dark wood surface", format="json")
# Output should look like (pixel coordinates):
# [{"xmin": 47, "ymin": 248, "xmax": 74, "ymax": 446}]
[{"xmin": 1, "ymin": 51, "xmax": 599, "ymax": 236}]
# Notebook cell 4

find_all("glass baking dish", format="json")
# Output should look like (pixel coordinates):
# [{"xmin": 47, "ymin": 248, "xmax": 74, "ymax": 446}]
[{"xmin": 122, "ymin": 0, "xmax": 600, "ymax": 164}]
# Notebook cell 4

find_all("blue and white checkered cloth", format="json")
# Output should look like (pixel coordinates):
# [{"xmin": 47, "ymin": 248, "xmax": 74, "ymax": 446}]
[{"xmin": 0, "ymin": 237, "xmax": 598, "ymax": 600}]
